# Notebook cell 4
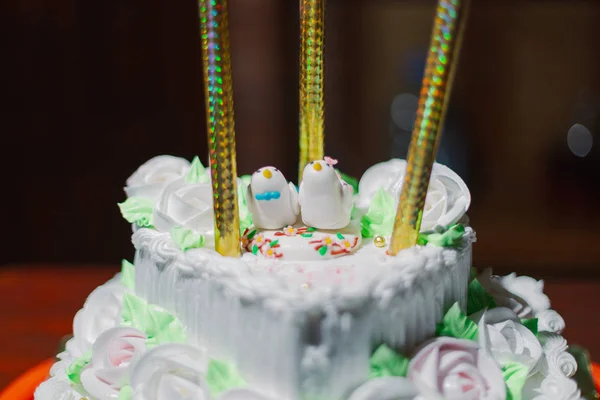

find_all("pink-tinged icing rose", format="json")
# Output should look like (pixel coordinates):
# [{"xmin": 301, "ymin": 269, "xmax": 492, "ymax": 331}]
[
  {"xmin": 408, "ymin": 337, "xmax": 506, "ymax": 400},
  {"xmin": 80, "ymin": 327, "xmax": 147, "ymax": 399},
  {"xmin": 346, "ymin": 377, "xmax": 419, "ymax": 400}
]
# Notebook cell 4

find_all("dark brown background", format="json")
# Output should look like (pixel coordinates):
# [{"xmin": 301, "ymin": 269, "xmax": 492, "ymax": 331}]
[{"xmin": 4, "ymin": 0, "xmax": 600, "ymax": 272}]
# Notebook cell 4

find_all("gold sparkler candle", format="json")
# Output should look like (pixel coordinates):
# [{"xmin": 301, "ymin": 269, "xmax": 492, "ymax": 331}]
[
  {"xmin": 388, "ymin": 0, "xmax": 468, "ymax": 255},
  {"xmin": 199, "ymin": 0, "xmax": 240, "ymax": 257},
  {"xmin": 299, "ymin": 0, "xmax": 325, "ymax": 180}
]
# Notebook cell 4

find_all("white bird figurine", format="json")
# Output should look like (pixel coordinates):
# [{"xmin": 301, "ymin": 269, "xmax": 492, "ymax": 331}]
[
  {"xmin": 299, "ymin": 160, "xmax": 353, "ymax": 229},
  {"xmin": 246, "ymin": 166, "xmax": 299, "ymax": 229}
]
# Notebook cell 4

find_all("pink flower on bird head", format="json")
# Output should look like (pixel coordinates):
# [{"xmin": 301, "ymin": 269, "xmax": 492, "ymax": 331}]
[{"xmin": 324, "ymin": 156, "xmax": 338, "ymax": 167}]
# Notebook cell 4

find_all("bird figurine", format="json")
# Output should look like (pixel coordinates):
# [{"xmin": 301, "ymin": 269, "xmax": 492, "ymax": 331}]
[
  {"xmin": 299, "ymin": 160, "xmax": 353, "ymax": 229},
  {"xmin": 246, "ymin": 166, "xmax": 299, "ymax": 229}
]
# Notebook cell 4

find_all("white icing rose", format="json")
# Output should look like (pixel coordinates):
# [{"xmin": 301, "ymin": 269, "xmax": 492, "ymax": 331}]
[
  {"xmin": 125, "ymin": 155, "xmax": 191, "ymax": 203},
  {"xmin": 355, "ymin": 159, "xmax": 470, "ymax": 231},
  {"xmin": 34, "ymin": 376, "xmax": 81, "ymax": 400},
  {"xmin": 80, "ymin": 327, "xmax": 147, "ymax": 399},
  {"xmin": 531, "ymin": 375, "xmax": 581, "ymax": 400},
  {"xmin": 537, "ymin": 309, "xmax": 566, "ymax": 334},
  {"xmin": 71, "ymin": 280, "xmax": 126, "ymax": 358},
  {"xmin": 474, "ymin": 307, "xmax": 543, "ymax": 374},
  {"xmin": 407, "ymin": 337, "xmax": 506, "ymax": 400},
  {"xmin": 478, "ymin": 269, "xmax": 534, "ymax": 319},
  {"xmin": 153, "ymin": 177, "xmax": 214, "ymax": 245},
  {"xmin": 153, "ymin": 176, "xmax": 246, "ymax": 248},
  {"xmin": 346, "ymin": 377, "xmax": 419, "ymax": 400},
  {"xmin": 500, "ymin": 273, "xmax": 550, "ymax": 314},
  {"xmin": 130, "ymin": 343, "xmax": 210, "ymax": 400}
]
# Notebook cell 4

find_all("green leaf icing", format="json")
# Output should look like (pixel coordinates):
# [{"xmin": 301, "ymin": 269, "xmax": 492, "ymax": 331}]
[
  {"xmin": 467, "ymin": 278, "xmax": 497, "ymax": 315},
  {"xmin": 121, "ymin": 259, "xmax": 135, "ymax": 291},
  {"xmin": 470, "ymin": 267, "xmax": 478, "ymax": 281},
  {"xmin": 239, "ymin": 174, "xmax": 252, "ymax": 188},
  {"xmin": 360, "ymin": 188, "xmax": 396, "ymax": 238},
  {"xmin": 306, "ymin": 227, "xmax": 316, "ymax": 232},
  {"xmin": 368, "ymin": 344, "xmax": 409, "ymax": 378},
  {"xmin": 121, "ymin": 293, "xmax": 186, "ymax": 347},
  {"xmin": 237, "ymin": 180, "xmax": 253, "ymax": 234},
  {"xmin": 206, "ymin": 359, "xmax": 247, "ymax": 395},
  {"xmin": 66, "ymin": 350, "xmax": 92, "ymax": 385},
  {"xmin": 301, "ymin": 233, "xmax": 313, "ymax": 238},
  {"xmin": 185, "ymin": 156, "xmax": 208, "ymax": 184},
  {"xmin": 336, "ymin": 170, "xmax": 359, "ymax": 193},
  {"xmin": 503, "ymin": 362, "xmax": 529, "ymax": 400},
  {"xmin": 252, "ymin": 245, "xmax": 259, "ymax": 255},
  {"xmin": 118, "ymin": 386, "xmax": 133, "ymax": 400},
  {"xmin": 418, "ymin": 224, "xmax": 465, "ymax": 247},
  {"xmin": 318, "ymin": 246, "xmax": 328, "ymax": 256},
  {"xmin": 118, "ymin": 197, "xmax": 154, "ymax": 227},
  {"xmin": 170, "ymin": 226, "xmax": 205, "ymax": 251},
  {"xmin": 436, "ymin": 302, "xmax": 478, "ymax": 340},
  {"xmin": 521, "ymin": 318, "xmax": 538, "ymax": 336},
  {"xmin": 336, "ymin": 232, "xmax": 344, "ymax": 240}
]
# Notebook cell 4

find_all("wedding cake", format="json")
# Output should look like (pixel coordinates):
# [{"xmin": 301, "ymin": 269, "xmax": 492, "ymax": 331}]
[{"xmin": 34, "ymin": 155, "xmax": 583, "ymax": 400}]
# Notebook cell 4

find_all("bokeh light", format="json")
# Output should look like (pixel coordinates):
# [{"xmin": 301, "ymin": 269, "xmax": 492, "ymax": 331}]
[{"xmin": 567, "ymin": 123, "xmax": 593, "ymax": 157}]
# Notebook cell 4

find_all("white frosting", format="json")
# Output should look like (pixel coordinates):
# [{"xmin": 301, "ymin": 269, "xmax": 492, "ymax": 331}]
[
  {"xmin": 500, "ymin": 273, "xmax": 551, "ymax": 314},
  {"xmin": 132, "ymin": 227, "xmax": 473, "ymax": 399},
  {"xmin": 407, "ymin": 337, "xmax": 506, "ymax": 400},
  {"xmin": 355, "ymin": 159, "xmax": 470, "ymax": 232},
  {"xmin": 531, "ymin": 375, "xmax": 581, "ymax": 400},
  {"xmin": 478, "ymin": 269, "xmax": 534, "ymax": 319},
  {"xmin": 34, "ymin": 376, "xmax": 80, "ymax": 400},
  {"xmin": 125, "ymin": 156, "xmax": 191, "ymax": 203},
  {"xmin": 71, "ymin": 279, "xmax": 126, "ymax": 358},
  {"xmin": 538, "ymin": 333, "xmax": 578, "ymax": 379},
  {"xmin": 537, "ymin": 309, "xmax": 566, "ymax": 334},
  {"xmin": 475, "ymin": 308, "xmax": 542, "ymax": 375},
  {"xmin": 129, "ymin": 344, "xmax": 210, "ymax": 400},
  {"xmin": 80, "ymin": 327, "xmax": 147, "ymax": 399}
]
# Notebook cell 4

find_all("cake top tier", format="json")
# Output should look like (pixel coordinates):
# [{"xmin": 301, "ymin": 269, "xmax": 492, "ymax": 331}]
[{"xmin": 119, "ymin": 156, "xmax": 471, "ymax": 261}]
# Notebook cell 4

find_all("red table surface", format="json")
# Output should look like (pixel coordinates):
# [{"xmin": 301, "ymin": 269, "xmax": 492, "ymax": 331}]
[{"xmin": 1, "ymin": 265, "xmax": 599, "ymax": 392}]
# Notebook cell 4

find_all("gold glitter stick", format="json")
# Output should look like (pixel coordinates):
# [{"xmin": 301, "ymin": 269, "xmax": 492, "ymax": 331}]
[
  {"xmin": 299, "ymin": 0, "xmax": 325, "ymax": 180},
  {"xmin": 388, "ymin": 0, "xmax": 468, "ymax": 255},
  {"xmin": 199, "ymin": 0, "xmax": 240, "ymax": 257}
]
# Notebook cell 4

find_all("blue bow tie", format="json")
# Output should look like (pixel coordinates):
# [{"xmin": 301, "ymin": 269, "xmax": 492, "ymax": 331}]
[{"xmin": 255, "ymin": 191, "xmax": 281, "ymax": 201}]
